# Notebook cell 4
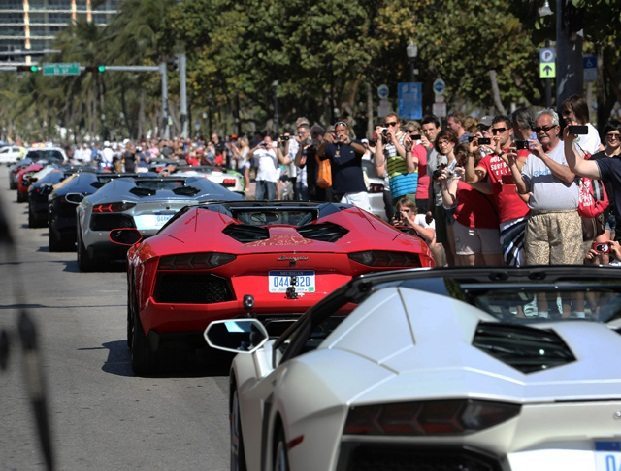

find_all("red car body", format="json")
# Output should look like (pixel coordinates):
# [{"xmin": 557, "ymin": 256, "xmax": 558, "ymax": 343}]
[
  {"xmin": 15, "ymin": 162, "xmax": 44, "ymax": 202},
  {"xmin": 123, "ymin": 201, "xmax": 434, "ymax": 374}
]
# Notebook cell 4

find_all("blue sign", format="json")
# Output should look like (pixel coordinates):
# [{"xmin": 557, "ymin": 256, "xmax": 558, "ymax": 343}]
[
  {"xmin": 398, "ymin": 82, "xmax": 423, "ymax": 120},
  {"xmin": 432, "ymin": 78, "xmax": 446, "ymax": 95},
  {"xmin": 583, "ymin": 54, "xmax": 597, "ymax": 82}
]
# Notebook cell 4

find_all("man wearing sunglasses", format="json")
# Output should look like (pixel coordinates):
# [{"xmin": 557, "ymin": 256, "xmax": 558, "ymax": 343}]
[
  {"xmin": 506, "ymin": 108, "xmax": 582, "ymax": 268},
  {"xmin": 465, "ymin": 115, "xmax": 530, "ymax": 266}
]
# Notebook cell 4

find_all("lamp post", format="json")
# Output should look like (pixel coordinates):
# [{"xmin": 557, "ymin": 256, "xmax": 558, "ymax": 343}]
[
  {"xmin": 538, "ymin": 2, "xmax": 553, "ymax": 109},
  {"xmin": 406, "ymin": 41, "xmax": 418, "ymax": 83},
  {"xmin": 272, "ymin": 80, "xmax": 279, "ymax": 136}
]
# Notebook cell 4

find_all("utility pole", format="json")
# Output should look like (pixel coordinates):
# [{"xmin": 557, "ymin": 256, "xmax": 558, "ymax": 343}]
[
  {"xmin": 178, "ymin": 53, "xmax": 188, "ymax": 139},
  {"xmin": 159, "ymin": 62, "xmax": 170, "ymax": 139},
  {"xmin": 555, "ymin": 0, "xmax": 584, "ymax": 112}
]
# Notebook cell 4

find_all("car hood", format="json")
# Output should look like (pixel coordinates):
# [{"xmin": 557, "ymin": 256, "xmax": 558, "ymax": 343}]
[{"xmin": 308, "ymin": 288, "xmax": 621, "ymax": 405}]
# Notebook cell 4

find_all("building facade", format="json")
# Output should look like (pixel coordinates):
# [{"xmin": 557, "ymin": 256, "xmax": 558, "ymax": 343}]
[{"xmin": 0, "ymin": 0, "xmax": 118, "ymax": 64}]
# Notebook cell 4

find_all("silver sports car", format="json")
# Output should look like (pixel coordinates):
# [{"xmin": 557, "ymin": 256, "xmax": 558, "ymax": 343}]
[
  {"xmin": 76, "ymin": 175, "xmax": 243, "ymax": 271},
  {"xmin": 206, "ymin": 266, "xmax": 621, "ymax": 471}
]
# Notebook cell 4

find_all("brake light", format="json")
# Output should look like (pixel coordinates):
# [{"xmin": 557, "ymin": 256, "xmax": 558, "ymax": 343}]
[
  {"xmin": 348, "ymin": 250, "xmax": 421, "ymax": 267},
  {"xmin": 158, "ymin": 252, "xmax": 236, "ymax": 270},
  {"xmin": 92, "ymin": 202, "xmax": 136, "ymax": 213},
  {"xmin": 222, "ymin": 179, "xmax": 237, "ymax": 186},
  {"xmin": 343, "ymin": 399, "xmax": 520, "ymax": 436}
]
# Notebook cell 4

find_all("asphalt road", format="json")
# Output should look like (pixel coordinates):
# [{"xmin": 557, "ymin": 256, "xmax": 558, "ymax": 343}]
[{"xmin": 0, "ymin": 166, "xmax": 230, "ymax": 470}]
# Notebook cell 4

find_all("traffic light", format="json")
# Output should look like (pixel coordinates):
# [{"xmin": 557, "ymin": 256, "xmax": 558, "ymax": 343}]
[
  {"xmin": 16, "ymin": 65, "xmax": 41, "ymax": 73},
  {"xmin": 84, "ymin": 65, "xmax": 106, "ymax": 73}
]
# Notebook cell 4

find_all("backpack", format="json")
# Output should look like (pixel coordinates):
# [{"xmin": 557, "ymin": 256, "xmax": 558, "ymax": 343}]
[{"xmin": 577, "ymin": 155, "xmax": 609, "ymax": 219}]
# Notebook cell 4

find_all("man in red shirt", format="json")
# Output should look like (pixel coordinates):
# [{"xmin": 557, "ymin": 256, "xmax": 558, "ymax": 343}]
[{"xmin": 464, "ymin": 114, "xmax": 531, "ymax": 266}]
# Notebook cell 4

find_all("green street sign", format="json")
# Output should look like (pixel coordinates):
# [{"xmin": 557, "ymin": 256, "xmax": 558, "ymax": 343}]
[
  {"xmin": 539, "ymin": 63, "xmax": 556, "ymax": 79},
  {"xmin": 43, "ymin": 62, "xmax": 81, "ymax": 76}
]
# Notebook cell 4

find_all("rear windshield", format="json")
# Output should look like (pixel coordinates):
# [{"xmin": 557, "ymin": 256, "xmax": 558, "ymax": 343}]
[
  {"xmin": 231, "ymin": 209, "xmax": 317, "ymax": 226},
  {"xmin": 26, "ymin": 150, "xmax": 64, "ymax": 162},
  {"xmin": 394, "ymin": 277, "xmax": 621, "ymax": 323}
]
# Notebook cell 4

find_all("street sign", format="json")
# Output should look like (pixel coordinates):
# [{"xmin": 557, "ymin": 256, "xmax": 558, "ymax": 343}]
[
  {"xmin": 432, "ymin": 101, "xmax": 447, "ymax": 118},
  {"xmin": 43, "ymin": 62, "xmax": 80, "ymax": 76},
  {"xmin": 539, "ymin": 63, "xmax": 556, "ymax": 79},
  {"xmin": 377, "ymin": 98, "xmax": 392, "ymax": 118},
  {"xmin": 398, "ymin": 82, "xmax": 423, "ymax": 120},
  {"xmin": 583, "ymin": 54, "xmax": 597, "ymax": 82},
  {"xmin": 539, "ymin": 47, "xmax": 556, "ymax": 63},
  {"xmin": 432, "ymin": 78, "xmax": 445, "ymax": 95},
  {"xmin": 377, "ymin": 84, "xmax": 389, "ymax": 99}
]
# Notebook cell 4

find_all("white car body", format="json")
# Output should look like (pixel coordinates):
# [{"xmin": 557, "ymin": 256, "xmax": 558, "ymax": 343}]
[
  {"xmin": 0, "ymin": 145, "xmax": 25, "ymax": 165},
  {"xmin": 211, "ymin": 267, "xmax": 621, "ymax": 471}
]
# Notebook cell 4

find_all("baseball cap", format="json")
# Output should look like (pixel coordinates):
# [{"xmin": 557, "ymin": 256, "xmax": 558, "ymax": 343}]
[{"xmin": 477, "ymin": 116, "xmax": 493, "ymax": 129}]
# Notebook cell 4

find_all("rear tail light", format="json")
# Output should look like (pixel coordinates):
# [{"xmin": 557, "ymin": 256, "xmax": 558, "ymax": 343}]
[
  {"xmin": 92, "ymin": 202, "xmax": 136, "ymax": 213},
  {"xmin": 222, "ymin": 178, "xmax": 237, "ymax": 186},
  {"xmin": 369, "ymin": 183, "xmax": 384, "ymax": 193},
  {"xmin": 343, "ymin": 399, "xmax": 520, "ymax": 436},
  {"xmin": 158, "ymin": 252, "xmax": 236, "ymax": 270},
  {"xmin": 348, "ymin": 250, "xmax": 421, "ymax": 267}
]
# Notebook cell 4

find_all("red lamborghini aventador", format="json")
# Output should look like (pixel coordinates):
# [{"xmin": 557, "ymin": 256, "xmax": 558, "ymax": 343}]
[{"xmin": 118, "ymin": 201, "xmax": 434, "ymax": 374}]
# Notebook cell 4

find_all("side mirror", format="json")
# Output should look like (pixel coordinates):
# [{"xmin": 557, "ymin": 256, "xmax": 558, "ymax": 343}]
[
  {"xmin": 64, "ymin": 192, "xmax": 84, "ymax": 204},
  {"xmin": 109, "ymin": 228, "xmax": 143, "ymax": 246},
  {"xmin": 204, "ymin": 319, "xmax": 268, "ymax": 354}
]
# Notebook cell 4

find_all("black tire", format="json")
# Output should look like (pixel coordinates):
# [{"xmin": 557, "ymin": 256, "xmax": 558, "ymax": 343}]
[
  {"xmin": 273, "ymin": 421, "xmax": 290, "ymax": 471},
  {"xmin": 10, "ymin": 180, "xmax": 17, "ymax": 190},
  {"xmin": 77, "ymin": 230, "xmax": 95, "ymax": 272},
  {"xmin": 230, "ymin": 388, "xmax": 247, "ymax": 471},
  {"xmin": 48, "ymin": 228, "xmax": 62, "ymax": 252},
  {"xmin": 28, "ymin": 206, "xmax": 35, "ymax": 228},
  {"xmin": 16, "ymin": 190, "xmax": 26, "ymax": 203},
  {"xmin": 130, "ymin": 308, "xmax": 157, "ymax": 376}
]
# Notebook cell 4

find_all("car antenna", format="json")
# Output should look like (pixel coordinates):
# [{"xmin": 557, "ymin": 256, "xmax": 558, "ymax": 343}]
[{"xmin": 0, "ymin": 192, "xmax": 55, "ymax": 470}]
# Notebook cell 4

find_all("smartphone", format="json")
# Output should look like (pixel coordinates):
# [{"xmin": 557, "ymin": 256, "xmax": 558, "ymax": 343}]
[
  {"xmin": 409, "ymin": 133, "xmax": 421, "ymax": 140},
  {"xmin": 569, "ymin": 125, "xmax": 589, "ymax": 135},
  {"xmin": 478, "ymin": 137, "xmax": 491, "ymax": 145},
  {"xmin": 515, "ymin": 140, "xmax": 529, "ymax": 150}
]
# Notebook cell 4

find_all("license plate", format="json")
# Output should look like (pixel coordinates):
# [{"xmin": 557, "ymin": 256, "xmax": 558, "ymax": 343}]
[
  {"xmin": 269, "ymin": 271, "xmax": 315, "ymax": 293},
  {"xmin": 134, "ymin": 214, "xmax": 174, "ymax": 231},
  {"xmin": 595, "ymin": 441, "xmax": 621, "ymax": 470}
]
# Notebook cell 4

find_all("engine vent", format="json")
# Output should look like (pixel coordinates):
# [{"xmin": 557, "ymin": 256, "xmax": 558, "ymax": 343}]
[
  {"xmin": 173, "ymin": 185, "xmax": 200, "ymax": 196},
  {"xmin": 153, "ymin": 273, "xmax": 234, "ymax": 303},
  {"xmin": 223, "ymin": 224, "xmax": 270, "ymax": 243},
  {"xmin": 473, "ymin": 322, "xmax": 575, "ymax": 374},
  {"xmin": 130, "ymin": 187, "xmax": 156, "ymax": 197},
  {"xmin": 297, "ymin": 222, "xmax": 348, "ymax": 242}
]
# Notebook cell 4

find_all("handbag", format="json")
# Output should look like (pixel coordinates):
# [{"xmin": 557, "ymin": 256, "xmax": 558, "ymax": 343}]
[{"xmin": 316, "ymin": 157, "xmax": 332, "ymax": 189}]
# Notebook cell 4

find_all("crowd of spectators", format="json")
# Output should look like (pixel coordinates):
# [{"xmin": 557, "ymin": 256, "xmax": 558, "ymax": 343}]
[{"xmin": 20, "ymin": 97, "xmax": 621, "ymax": 274}]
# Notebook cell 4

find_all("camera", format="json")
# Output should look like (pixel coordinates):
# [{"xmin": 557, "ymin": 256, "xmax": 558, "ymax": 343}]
[
  {"xmin": 380, "ymin": 128, "xmax": 389, "ymax": 139},
  {"xmin": 515, "ymin": 140, "xmax": 530, "ymax": 150},
  {"xmin": 568, "ymin": 125, "xmax": 589, "ymax": 135},
  {"xmin": 409, "ymin": 133, "xmax": 421, "ymax": 140},
  {"xmin": 279, "ymin": 135, "xmax": 289, "ymax": 141},
  {"xmin": 432, "ymin": 163, "xmax": 453, "ymax": 180},
  {"xmin": 478, "ymin": 137, "xmax": 491, "ymax": 145},
  {"xmin": 468, "ymin": 136, "xmax": 475, "ymax": 143},
  {"xmin": 593, "ymin": 242, "xmax": 611, "ymax": 253}
]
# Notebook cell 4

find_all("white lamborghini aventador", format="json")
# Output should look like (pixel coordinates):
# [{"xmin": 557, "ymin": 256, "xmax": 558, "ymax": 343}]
[{"xmin": 206, "ymin": 266, "xmax": 621, "ymax": 471}]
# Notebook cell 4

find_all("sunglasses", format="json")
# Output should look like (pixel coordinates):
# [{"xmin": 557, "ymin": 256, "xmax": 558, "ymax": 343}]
[
  {"xmin": 606, "ymin": 133, "xmax": 621, "ymax": 140},
  {"xmin": 385, "ymin": 121, "xmax": 398, "ymax": 127},
  {"xmin": 534, "ymin": 125, "xmax": 557, "ymax": 133},
  {"xmin": 491, "ymin": 127, "xmax": 507, "ymax": 135}
]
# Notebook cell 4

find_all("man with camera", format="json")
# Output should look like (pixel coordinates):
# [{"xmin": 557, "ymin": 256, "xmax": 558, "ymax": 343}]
[
  {"xmin": 318, "ymin": 120, "xmax": 371, "ymax": 211},
  {"xmin": 506, "ymin": 109, "xmax": 582, "ymax": 266},
  {"xmin": 249, "ymin": 134, "xmax": 280, "ymax": 200},
  {"xmin": 465, "ymin": 114, "xmax": 530, "ymax": 266}
]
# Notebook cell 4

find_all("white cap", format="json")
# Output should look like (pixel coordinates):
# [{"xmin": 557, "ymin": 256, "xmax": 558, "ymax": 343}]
[{"xmin": 104, "ymin": 140, "xmax": 111, "ymax": 147}]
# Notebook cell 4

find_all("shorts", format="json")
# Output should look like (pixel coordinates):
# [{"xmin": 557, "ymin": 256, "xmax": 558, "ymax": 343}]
[{"xmin": 452, "ymin": 220, "xmax": 502, "ymax": 255}]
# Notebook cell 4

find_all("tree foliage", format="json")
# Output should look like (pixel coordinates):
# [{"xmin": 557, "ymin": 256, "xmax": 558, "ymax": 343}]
[{"xmin": 0, "ymin": 0, "xmax": 619, "ymax": 143}]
